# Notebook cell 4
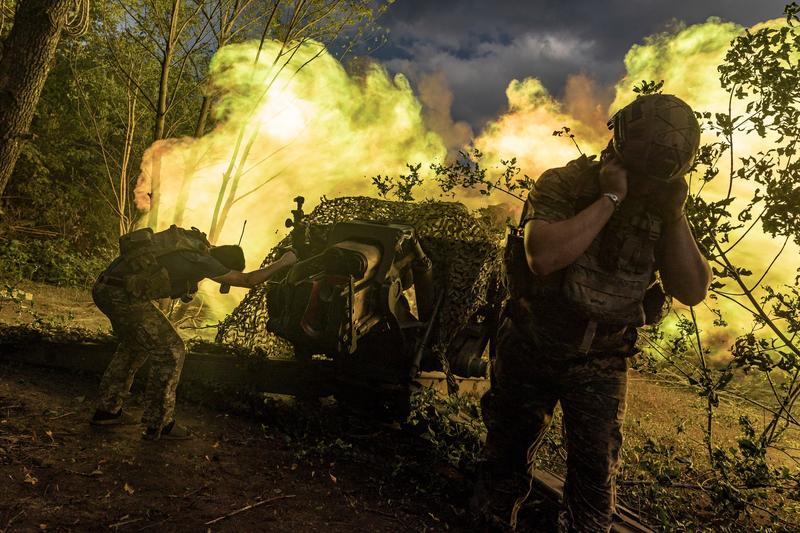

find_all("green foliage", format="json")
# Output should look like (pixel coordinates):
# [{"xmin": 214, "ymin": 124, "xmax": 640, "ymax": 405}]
[
  {"xmin": 682, "ymin": 4, "xmax": 800, "ymax": 424},
  {"xmin": 716, "ymin": 12, "xmax": 800, "ymax": 245},
  {"xmin": 1, "ymin": 10, "xmax": 145, "ymax": 254},
  {"xmin": 405, "ymin": 387, "xmax": 484, "ymax": 469},
  {"xmin": 552, "ymin": 126, "xmax": 584, "ymax": 155},
  {"xmin": 372, "ymin": 148, "xmax": 532, "ymax": 203},
  {"xmin": 634, "ymin": 6, "xmax": 800, "ymax": 528},
  {"xmin": 292, "ymin": 436, "xmax": 356, "ymax": 463},
  {"xmin": 372, "ymin": 163, "xmax": 423, "ymax": 201},
  {"xmin": 632, "ymin": 79, "xmax": 665, "ymax": 95},
  {"xmin": 0, "ymin": 238, "xmax": 111, "ymax": 287},
  {"xmin": 0, "ymin": 322, "xmax": 112, "ymax": 345}
]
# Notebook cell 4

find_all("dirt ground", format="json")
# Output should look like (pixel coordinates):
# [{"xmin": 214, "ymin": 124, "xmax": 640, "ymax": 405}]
[
  {"xmin": 0, "ymin": 281, "xmax": 106, "ymax": 331},
  {"xmin": 0, "ymin": 282, "xmax": 532, "ymax": 533},
  {"xmin": 0, "ymin": 360, "xmax": 485, "ymax": 532}
]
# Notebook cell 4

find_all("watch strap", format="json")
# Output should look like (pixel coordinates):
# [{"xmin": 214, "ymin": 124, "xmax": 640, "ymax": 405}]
[{"xmin": 602, "ymin": 192, "xmax": 620, "ymax": 210}]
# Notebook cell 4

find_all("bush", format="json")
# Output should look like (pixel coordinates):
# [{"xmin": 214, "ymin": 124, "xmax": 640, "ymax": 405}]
[
  {"xmin": 0, "ymin": 238, "xmax": 112, "ymax": 287},
  {"xmin": 406, "ymin": 387, "xmax": 485, "ymax": 469}
]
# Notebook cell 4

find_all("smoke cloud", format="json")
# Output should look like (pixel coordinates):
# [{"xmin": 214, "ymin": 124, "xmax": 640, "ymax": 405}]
[
  {"xmin": 135, "ymin": 16, "xmax": 795, "ymax": 334},
  {"xmin": 416, "ymin": 72, "xmax": 474, "ymax": 157}
]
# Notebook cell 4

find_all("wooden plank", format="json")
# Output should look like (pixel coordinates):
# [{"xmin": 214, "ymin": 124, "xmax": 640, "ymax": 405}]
[
  {"xmin": 0, "ymin": 339, "xmax": 490, "ymax": 398},
  {"xmin": 532, "ymin": 469, "xmax": 654, "ymax": 533},
  {"xmin": 416, "ymin": 371, "xmax": 490, "ymax": 396}
]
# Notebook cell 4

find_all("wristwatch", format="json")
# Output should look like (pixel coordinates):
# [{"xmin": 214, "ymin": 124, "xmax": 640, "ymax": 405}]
[{"xmin": 602, "ymin": 192, "xmax": 621, "ymax": 211}]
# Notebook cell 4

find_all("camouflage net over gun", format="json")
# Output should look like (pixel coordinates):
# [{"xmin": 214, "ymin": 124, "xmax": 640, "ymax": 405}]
[{"xmin": 216, "ymin": 196, "xmax": 506, "ymax": 381}]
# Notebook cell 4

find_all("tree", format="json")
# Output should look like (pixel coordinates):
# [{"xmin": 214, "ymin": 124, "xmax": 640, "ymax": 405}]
[
  {"xmin": 173, "ymin": 0, "xmax": 281, "ymax": 227},
  {"xmin": 101, "ymin": 0, "xmax": 217, "ymax": 228},
  {"xmin": 68, "ymin": 47, "xmax": 145, "ymax": 236},
  {"xmin": 641, "ymin": 4, "xmax": 800, "ymax": 523},
  {"xmin": 0, "ymin": 0, "xmax": 77, "ymax": 202},
  {"xmin": 0, "ymin": 1, "xmax": 17, "ymax": 42}
]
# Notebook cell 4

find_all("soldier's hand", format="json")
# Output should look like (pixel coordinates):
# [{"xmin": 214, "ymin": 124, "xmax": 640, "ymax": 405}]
[
  {"xmin": 599, "ymin": 153, "xmax": 628, "ymax": 202},
  {"xmin": 652, "ymin": 176, "xmax": 689, "ymax": 223}
]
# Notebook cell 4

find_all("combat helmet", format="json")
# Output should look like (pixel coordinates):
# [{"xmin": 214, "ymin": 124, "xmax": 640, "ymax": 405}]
[{"xmin": 607, "ymin": 94, "xmax": 701, "ymax": 182}]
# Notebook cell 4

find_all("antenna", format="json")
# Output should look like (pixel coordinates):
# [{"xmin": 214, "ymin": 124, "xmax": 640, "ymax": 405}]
[
  {"xmin": 219, "ymin": 219, "xmax": 248, "ymax": 296},
  {"xmin": 237, "ymin": 220, "xmax": 247, "ymax": 246}
]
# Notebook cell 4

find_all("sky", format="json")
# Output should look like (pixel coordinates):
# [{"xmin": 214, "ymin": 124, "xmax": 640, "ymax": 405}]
[{"xmin": 371, "ymin": 0, "xmax": 790, "ymax": 129}]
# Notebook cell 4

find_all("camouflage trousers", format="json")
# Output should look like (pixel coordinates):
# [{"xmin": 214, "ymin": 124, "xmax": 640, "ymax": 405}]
[
  {"xmin": 480, "ymin": 319, "xmax": 629, "ymax": 533},
  {"xmin": 92, "ymin": 282, "xmax": 186, "ymax": 432}
]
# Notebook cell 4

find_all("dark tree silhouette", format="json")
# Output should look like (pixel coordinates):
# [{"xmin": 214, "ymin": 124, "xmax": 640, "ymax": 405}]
[{"xmin": 0, "ymin": 0, "xmax": 73, "ymax": 202}]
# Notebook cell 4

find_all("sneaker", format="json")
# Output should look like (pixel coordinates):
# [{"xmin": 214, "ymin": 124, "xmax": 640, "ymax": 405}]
[
  {"xmin": 90, "ymin": 409, "xmax": 139, "ymax": 426},
  {"xmin": 142, "ymin": 420, "xmax": 192, "ymax": 441}
]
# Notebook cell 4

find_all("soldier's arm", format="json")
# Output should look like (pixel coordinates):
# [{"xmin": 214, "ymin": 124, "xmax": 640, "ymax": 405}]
[
  {"xmin": 655, "ymin": 216, "xmax": 711, "ymax": 306},
  {"xmin": 525, "ymin": 199, "xmax": 616, "ymax": 276},
  {"xmin": 650, "ymin": 177, "xmax": 711, "ymax": 306},
  {"xmin": 211, "ymin": 251, "xmax": 297, "ymax": 289},
  {"xmin": 525, "ymin": 156, "xmax": 628, "ymax": 276}
]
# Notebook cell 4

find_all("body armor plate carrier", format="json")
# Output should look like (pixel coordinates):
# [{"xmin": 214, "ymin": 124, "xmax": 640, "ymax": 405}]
[
  {"xmin": 505, "ymin": 159, "xmax": 671, "ymax": 353},
  {"xmin": 562, "ymin": 201, "xmax": 662, "ymax": 326},
  {"xmin": 118, "ymin": 225, "xmax": 212, "ymax": 300}
]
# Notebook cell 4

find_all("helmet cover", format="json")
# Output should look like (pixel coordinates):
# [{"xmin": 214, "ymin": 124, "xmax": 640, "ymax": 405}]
[{"xmin": 607, "ymin": 94, "xmax": 701, "ymax": 182}]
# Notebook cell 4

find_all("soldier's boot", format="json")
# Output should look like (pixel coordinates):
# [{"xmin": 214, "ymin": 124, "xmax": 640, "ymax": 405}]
[
  {"xmin": 143, "ymin": 419, "xmax": 192, "ymax": 441},
  {"xmin": 90, "ymin": 408, "xmax": 139, "ymax": 426}
]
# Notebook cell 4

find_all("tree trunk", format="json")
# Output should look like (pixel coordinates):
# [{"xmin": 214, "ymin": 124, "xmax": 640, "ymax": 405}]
[
  {"xmin": 0, "ymin": 0, "xmax": 73, "ymax": 201},
  {"xmin": 194, "ymin": 93, "xmax": 212, "ymax": 138},
  {"xmin": 171, "ymin": 0, "xmax": 236, "ymax": 228},
  {"xmin": 148, "ymin": 0, "xmax": 181, "ymax": 228},
  {"xmin": 153, "ymin": 0, "xmax": 181, "ymax": 143},
  {"xmin": 119, "ymin": 75, "xmax": 139, "ymax": 235},
  {"xmin": 170, "ymin": 95, "xmax": 211, "ymax": 227},
  {"xmin": 147, "ymin": 150, "xmax": 162, "ymax": 229}
]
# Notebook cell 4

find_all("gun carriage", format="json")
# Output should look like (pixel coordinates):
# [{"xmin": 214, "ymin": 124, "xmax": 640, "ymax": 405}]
[{"xmin": 216, "ymin": 195, "xmax": 507, "ymax": 418}]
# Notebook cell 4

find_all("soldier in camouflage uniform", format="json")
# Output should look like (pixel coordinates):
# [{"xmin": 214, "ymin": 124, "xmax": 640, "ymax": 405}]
[
  {"xmin": 90, "ymin": 225, "xmax": 296, "ymax": 440},
  {"xmin": 477, "ymin": 95, "xmax": 712, "ymax": 531}
]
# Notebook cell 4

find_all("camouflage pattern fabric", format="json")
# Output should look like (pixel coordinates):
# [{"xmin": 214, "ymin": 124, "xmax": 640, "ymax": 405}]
[
  {"xmin": 609, "ymin": 94, "xmax": 701, "ymax": 183},
  {"xmin": 511, "ymin": 155, "xmax": 652, "ymax": 354},
  {"xmin": 92, "ymin": 282, "xmax": 187, "ymax": 434},
  {"xmin": 480, "ymin": 319, "xmax": 628, "ymax": 532},
  {"xmin": 216, "ymin": 196, "xmax": 505, "ymax": 389},
  {"xmin": 482, "ymin": 155, "xmax": 641, "ymax": 531}
]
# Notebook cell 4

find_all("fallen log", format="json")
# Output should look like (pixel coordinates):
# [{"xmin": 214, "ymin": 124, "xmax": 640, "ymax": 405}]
[
  {"xmin": 532, "ymin": 469, "xmax": 653, "ymax": 533},
  {"xmin": 0, "ymin": 334, "xmax": 336, "ymax": 398}
]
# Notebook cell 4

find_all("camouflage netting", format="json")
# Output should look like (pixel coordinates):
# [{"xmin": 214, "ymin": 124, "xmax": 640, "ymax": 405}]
[{"xmin": 216, "ymin": 196, "xmax": 506, "ymax": 370}]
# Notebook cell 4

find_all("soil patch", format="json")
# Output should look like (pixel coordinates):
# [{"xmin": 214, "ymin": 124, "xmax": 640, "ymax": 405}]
[{"xmin": 0, "ymin": 362, "xmax": 476, "ymax": 532}]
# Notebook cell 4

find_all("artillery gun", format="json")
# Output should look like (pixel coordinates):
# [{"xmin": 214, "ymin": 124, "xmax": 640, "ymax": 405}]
[{"xmin": 216, "ymin": 196, "xmax": 507, "ymax": 418}]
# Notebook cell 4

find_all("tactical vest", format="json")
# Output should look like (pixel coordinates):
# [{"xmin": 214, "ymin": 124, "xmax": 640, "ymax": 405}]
[
  {"xmin": 118, "ymin": 225, "xmax": 212, "ymax": 300},
  {"xmin": 561, "ymin": 200, "xmax": 661, "ymax": 326},
  {"xmin": 505, "ymin": 159, "xmax": 670, "ymax": 351}
]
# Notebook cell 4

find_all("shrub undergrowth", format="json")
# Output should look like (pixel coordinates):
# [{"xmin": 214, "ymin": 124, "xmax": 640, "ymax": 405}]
[{"xmin": 0, "ymin": 238, "xmax": 111, "ymax": 287}]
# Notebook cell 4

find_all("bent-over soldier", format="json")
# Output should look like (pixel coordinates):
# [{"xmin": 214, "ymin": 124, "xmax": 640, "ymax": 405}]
[{"xmin": 90, "ymin": 225, "xmax": 296, "ymax": 440}]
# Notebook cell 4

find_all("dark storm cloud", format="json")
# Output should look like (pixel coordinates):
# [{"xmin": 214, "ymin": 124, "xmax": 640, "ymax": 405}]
[{"xmin": 372, "ymin": 0, "xmax": 788, "ymax": 127}]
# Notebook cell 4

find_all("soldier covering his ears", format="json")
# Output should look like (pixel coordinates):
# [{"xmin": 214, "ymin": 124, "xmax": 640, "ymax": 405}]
[
  {"xmin": 89, "ymin": 225, "xmax": 297, "ymax": 440},
  {"xmin": 476, "ymin": 94, "xmax": 712, "ymax": 531}
]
